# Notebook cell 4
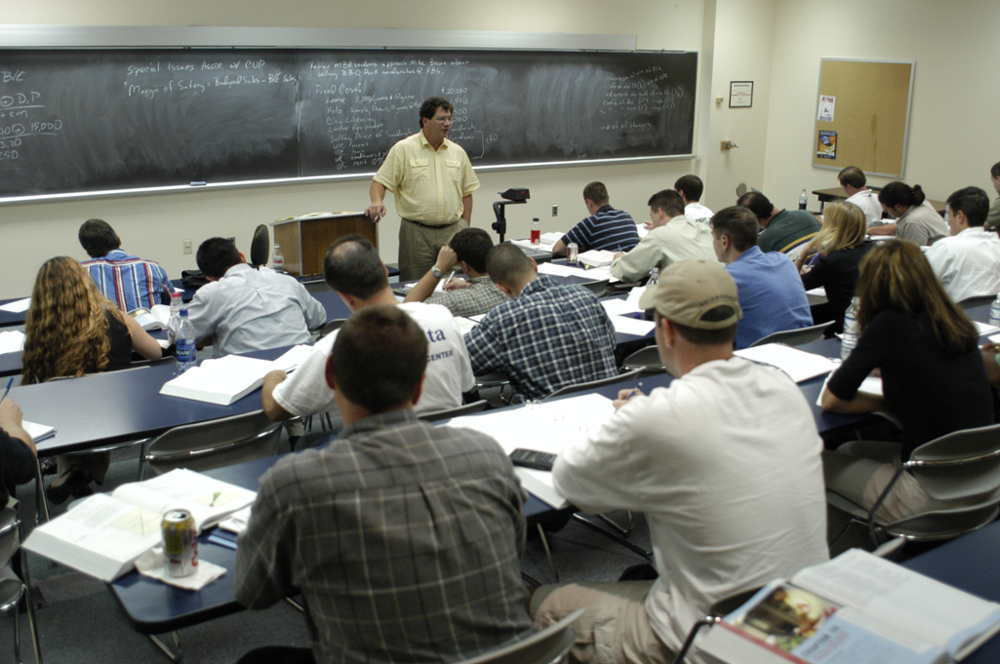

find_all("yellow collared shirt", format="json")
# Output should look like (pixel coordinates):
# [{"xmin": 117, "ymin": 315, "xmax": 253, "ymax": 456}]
[{"xmin": 374, "ymin": 131, "xmax": 480, "ymax": 225}]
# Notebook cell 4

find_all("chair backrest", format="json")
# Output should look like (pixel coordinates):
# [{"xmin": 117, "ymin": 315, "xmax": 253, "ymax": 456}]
[
  {"xmin": 142, "ymin": 411, "xmax": 282, "ymax": 477},
  {"xmin": 0, "ymin": 508, "xmax": 19, "ymax": 571},
  {"xmin": 908, "ymin": 423, "xmax": 1000, "ymax": 501},
  {"xmin": 320, "ymin": 319, "xmax": 348, "ymax": 339},
  {"xmin": 546, "ymin": 368, "xmax": 643, "ymax": 399},
  {"xmin": 621, "ymin": 345, "xmax": 664, "ymax": 373},
  {"xmin": 418, "ymin": 400, "xmax": 489, "ymax": 423},
  {"xmin": 249, "ymin": 224, "xmax": 270, "ymax": 268},
  {"xmin": 959, "ymin": 295, "xmax": 996, "ymax": 309},
  {"xmin": 749, "ymin": 320, "xmax": 834, "ymax": 348},
  {"xmin": 578, "ymin": 280, "xmax": 609, "ymax": 297},
  {"xmin": 455, "ymin": 609, "xmax": 583, "ymax": 664}
]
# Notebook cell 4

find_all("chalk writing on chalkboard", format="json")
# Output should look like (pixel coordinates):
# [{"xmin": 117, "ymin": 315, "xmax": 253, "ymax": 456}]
[{"xmin": 0, "ymin": 48, "xmax": 697, "ymax": 198}]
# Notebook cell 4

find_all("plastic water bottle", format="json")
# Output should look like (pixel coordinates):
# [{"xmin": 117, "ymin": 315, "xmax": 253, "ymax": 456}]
[
  {"xmin": 174, "ymin": 309, "xmax": 197, "ymax": 374},
  {"xmin": 272, "ymin": 244, "xmax": 285, "ymax": 272},
  {"xmin": 990, "ymin": 295, "xmax": 1000, "ymax": 327},
  {"xmin": 648, "ymin": 267, "xmax": 659, "ymax": 286},
  {"xmin": 530, "ymin": 218, "xmax": 541, "ymax": 245},
  {"xmin": 799, "ymin": 189, "xmax": 808, "ymax": 210},
  {"xmin": 841, "ymin": 297, "xmax": 860, "ymax": 360},
  {"xmin": 167, "ymin": 292, "xmax": 183, "ymax": 345}
]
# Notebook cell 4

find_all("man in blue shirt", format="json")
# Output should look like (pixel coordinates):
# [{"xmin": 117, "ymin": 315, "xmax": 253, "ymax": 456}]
[
  {"xmin": 552, "ymin": 181, "xmax": 640, "ymax": 256},
  {"xmin": 711, "ymin": 206, "xmax": 812, "ymax": 348},
  {"xmin": 78, "ymin": 218, "xmax": 172, "ymax": 313}
]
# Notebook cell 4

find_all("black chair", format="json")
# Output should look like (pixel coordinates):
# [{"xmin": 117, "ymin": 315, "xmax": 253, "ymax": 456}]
[
  {"xmin": 249, "ymin": 224, "xmax": 270, "ymax": 268},
  {"xmin": 749, "ymin": 320, "xmax": 835, "ymax": 348},
  {"xmin": 959, "ymin": 295, "xmax": 996, "ymax": 309},
  {"xmin": 418, "ymin": 400, "xmax": 490, "ymax": 422},
  {"xmin": 545, "ymin": 368, "xmax": 643, "ymax": 400},
  {"xmin": 621, "ymin": 346, "xmax": 666, "ymax": 374}
]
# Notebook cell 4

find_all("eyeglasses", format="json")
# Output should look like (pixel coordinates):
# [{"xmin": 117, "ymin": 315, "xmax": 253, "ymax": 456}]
[{"xmin": 431, "ymin": 116, "xmax": 453, "ymax": 124}]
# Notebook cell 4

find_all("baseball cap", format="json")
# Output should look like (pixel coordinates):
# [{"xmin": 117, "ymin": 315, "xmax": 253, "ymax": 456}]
[{"xmin": 638, "ymin": 260, "xmax": 742, "ymax": 329}]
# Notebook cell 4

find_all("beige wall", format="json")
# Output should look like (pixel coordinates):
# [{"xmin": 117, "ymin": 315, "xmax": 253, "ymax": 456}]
[
  {"xmin": 763, "ymin": 0, "xmax": 1000, "ymax": 212},
  {"xmin": 0, "ymin": 1, "xmax": 709, "ymax": 299}
]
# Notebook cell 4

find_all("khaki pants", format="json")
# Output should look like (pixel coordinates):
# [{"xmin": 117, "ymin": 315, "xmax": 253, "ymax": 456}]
[
  {"xmin": 531, "ymin": 581, "xmax": 675, "ymax": 664},
  {"xmin": 398, "ymin": 219, "xmax": 462, "ymax": 281},
  {"xmin": 823, "ymin": 440, "xmax": 931, "ymax": 523}
]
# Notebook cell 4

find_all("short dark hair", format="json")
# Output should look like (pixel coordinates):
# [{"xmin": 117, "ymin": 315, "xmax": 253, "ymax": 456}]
[
  {"xmin": 196, "ymin": 237, "xmax": 242, "ymax": 278},
  {"xmin": 449, "ymin": 227, "xmax": 494, "ymax": 274},
  {"xmin": 946, "ymin": 186, "xmax": 990, "ymax": 227},
  {"xmin": 583, "ymin": 182, "xmax": 610, "ymax": 206},
  {"xmin": 878, "ymin": 182, "xmax": 926, "ymax": 209},
  {"xmin": 736, "ymin": 191, "xmax": 773, "ymax": 220},
  {"xmin": 486, "ymin": 243, "xmax": 534, "ymax": 288},
  {"xmin": 323, "ymin": 235, "xmax": 388, "ymax": 299},
  {"xmin": 78, "ymin": 219, "xmax": 120, "ymax": 258},
  {"xmin": 991, "ymin": 162, "xmax": 1000, "ymax": 180},
  {"xmin": 674, "ymin": 174, "xmax": 704, "ymax": 201},
  {"xmin": 647, "ymin": 189, "xmax": 686, "ymax": 218},
  {"xmin": 838, "ymin": 166, "xmax": 866, "ymax": 189},
  {"xmin": 419, "ymin": 97, "xmax": 453, "ymax": 128},
  {"xmin": 658, "ymin": 310, "xmax": 737, "ymax": 346},
  {"xmin": 329, "ymin": 305, "xmax": 428, "ymax": 413},
  {"xmin": 711, "ymin": 206, "xmax": 759, "ymax": 252}
]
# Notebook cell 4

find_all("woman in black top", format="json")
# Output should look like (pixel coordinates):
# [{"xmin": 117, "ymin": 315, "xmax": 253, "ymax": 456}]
[
  {"xmin": 22, "ymin": 257, "xmax": 162, "ymax": 503},
  {"xmin": 820, "ymin": 240, "xmax": 993, "ymax": 522},
  {"xmin": 797, "ymin": 202, "xmax": 874, "ymax": 333}
]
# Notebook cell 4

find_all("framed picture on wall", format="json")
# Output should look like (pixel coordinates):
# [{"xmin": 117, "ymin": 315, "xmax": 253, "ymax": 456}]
[{"xmin": 730, "ymin": 81, "xmax": 753, "ymax": 108}]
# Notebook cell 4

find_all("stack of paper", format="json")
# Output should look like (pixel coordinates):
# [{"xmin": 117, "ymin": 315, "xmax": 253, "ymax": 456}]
[
  {"xmin": 449, "ymin": 393, "xmax": 617, "ymax": 507},
  {"xmin": 0, "ymin": 330, "xmax": 25, "ymax": 355},
  {"xmin": 734, "ymin": 344, "xmax": 838, "ymax": 383},
  {"xmin": 0, "ymin": 297, "xmax": 30, "ymax": 313},
  {"xmin": 537, "ymin": 262, "xmax": 586, "ymax": 278},
  {"xmin": 159, "ymin": 344, "xmax": 313, "ymax": 405},
  {"xmin": 23, "ymin": 420, "xmax": 56, "ymax": 443}
]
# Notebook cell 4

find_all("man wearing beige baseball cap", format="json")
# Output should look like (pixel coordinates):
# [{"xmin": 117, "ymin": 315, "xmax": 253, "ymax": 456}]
[{"xmin": 530, "ymin": 260, "xmax": 828, "ymax": 664}]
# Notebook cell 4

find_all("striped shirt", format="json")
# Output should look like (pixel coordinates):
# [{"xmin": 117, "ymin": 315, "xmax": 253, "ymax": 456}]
[
  {"xmin": 464, "ymin": 275, "xmax": 618, "ymax": 400},
  {"xmin": 235, "ymin": 409, "xmax": 534, "ymax": 664},
  {"xmin": 561, "ymin": 205, "xmax": 640, "ymax": 253},
  {"xmin": 81, "ymin": 249, "xmax": 171, "ymax": 313}
]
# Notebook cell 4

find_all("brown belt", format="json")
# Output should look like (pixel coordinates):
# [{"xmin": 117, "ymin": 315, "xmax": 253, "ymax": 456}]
[{"xmin": 402, "ymin": 218, "xmax": 456, "ymax": 230}]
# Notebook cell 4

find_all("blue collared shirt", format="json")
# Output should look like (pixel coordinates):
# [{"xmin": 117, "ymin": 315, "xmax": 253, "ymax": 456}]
[
  {"xmin": 81, "ymin": 249, "xmax": 171, "ymax": 313},
  {"xmin": 726, "ymin": 246, "xmax": 812, "ymax": 349}
]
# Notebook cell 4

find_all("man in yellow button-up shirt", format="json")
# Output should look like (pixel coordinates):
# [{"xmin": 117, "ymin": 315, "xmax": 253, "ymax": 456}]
[{"xmin": 366, "ymin": 97, "xmax": 480, "ymax": 280}]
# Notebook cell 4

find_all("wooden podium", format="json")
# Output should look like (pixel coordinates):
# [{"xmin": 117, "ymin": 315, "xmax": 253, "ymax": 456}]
[{"xmin": 271, "ymin": 212, "xmax": 377, "ymax": 278}]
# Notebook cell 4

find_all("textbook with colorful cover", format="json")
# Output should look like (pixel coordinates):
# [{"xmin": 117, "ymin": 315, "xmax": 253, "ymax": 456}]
[
  {"xmin": 23, "ymin": 469, "xmax": 256, "ymax": 582},
  {"xmin": 696, "ymin": 549, "xmax": 1000, "ymax": 664}
]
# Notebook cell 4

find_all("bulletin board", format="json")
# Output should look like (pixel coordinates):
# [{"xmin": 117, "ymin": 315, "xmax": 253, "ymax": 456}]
[{"xmin": 812, "ymin": 58, "xmax": 915, "ymax": 178}]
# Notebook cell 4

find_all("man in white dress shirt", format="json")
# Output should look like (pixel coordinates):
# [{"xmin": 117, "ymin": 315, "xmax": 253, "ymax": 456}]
[
  {"xmin": 838, "ymin": 166, "xmax": 884, "ymax": 226},
  {"xmin": 925, "ymin": 186, "xmax": 1000, "ymax": 303}
]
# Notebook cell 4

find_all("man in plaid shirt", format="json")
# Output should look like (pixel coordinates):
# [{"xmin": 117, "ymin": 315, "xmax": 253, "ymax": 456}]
[
  {"xmin": 78, "ymin": 218, "xmax": 172, "ymax": 313},
  {"xmin": 236, "ymin": 305, "xmax": 533, "ymax": 664},
  {"xmin": 464, "ymin": 243, "xmax": 618, "ymax": 400}
]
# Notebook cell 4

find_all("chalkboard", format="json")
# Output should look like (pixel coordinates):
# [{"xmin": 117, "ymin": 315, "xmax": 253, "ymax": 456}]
[{"xmin": 0, "ymin": 48, "xmax": 697, "ymax": 198}]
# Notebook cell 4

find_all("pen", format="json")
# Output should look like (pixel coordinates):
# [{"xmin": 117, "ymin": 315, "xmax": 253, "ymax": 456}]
[
  {"xmin": 0, "ymin": 377, "xmax": 12, "ymax": 402},
  {"xmin": 444, "ymin": 273, "xmax": 454, "ymax": 288},
  {"xmin": 624, "ymin": 382, "xmax": 644, "ymax": 401}
]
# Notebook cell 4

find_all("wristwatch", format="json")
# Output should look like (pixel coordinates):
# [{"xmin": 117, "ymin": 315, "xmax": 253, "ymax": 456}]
[{"xmin": 431, "ymin": 266, "xmax": 445, "ymax": 279}]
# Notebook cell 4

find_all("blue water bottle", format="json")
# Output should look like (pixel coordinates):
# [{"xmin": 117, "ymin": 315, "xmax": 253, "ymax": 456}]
[{"xmin": 175, "ymin": 309, "xmax": 197, "ymax": 374}]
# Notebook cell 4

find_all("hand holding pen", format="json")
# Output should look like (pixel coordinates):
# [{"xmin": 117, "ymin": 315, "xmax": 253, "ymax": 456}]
[{"xmin": 613, "ymin": 382, "xmax": 644, "ymax": 410}]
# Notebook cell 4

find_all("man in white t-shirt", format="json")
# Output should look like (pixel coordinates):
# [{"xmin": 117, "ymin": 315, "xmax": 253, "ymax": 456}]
[
  {"xmin": 262, "ymin": 235, "xmax": 475, "ymax": 425},
  {"xmin": 530, "ymin": 260, "xmax": 828, "ymax": 664},
  {"xmin": 674, "ymin": 174, "xmax": 713, "ymax": 224},
  {"xmin": 837, "ymin": 166, "xmax": 884, "ymax": 226}
]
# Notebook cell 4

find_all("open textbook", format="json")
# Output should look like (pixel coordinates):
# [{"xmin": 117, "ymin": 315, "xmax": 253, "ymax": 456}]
[
  {"xmin": 449, "ymin": 392, "xmax": 617, "ymax": 508},
  {"xmin": 23, "ymin": 469, "xmax": 256, "ymax": 582},
  {"xmin": 159, "ymin": 344, "xmax": 313, "ymax": 405},
  {"xmin": 133, "ymin": 304, "xmax": 172, "ymax": 331},
  {"xmin": 696, "ymin": 548, "xmax": 1000, "ymax": 664}
]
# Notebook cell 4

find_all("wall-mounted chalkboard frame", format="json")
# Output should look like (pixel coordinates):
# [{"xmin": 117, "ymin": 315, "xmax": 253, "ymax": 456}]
[{"xmin": 0, "ymin": 36, "xmax": 698, "ymax": 202}]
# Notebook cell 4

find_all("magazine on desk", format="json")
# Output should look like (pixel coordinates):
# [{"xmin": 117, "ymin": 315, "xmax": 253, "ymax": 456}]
[
  {"xmin": 23, "ymin": 469, "xmax": 256, "ymax": 582},
  {"xmin": 696, "ymin": 549, "xmax": 1000, "ymax": 664}
]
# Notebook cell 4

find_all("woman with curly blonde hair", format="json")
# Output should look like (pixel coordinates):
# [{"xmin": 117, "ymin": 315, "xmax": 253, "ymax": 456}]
[{"xmin": 23, "ymin": 256, "xmax": 161, "ymax": 503}]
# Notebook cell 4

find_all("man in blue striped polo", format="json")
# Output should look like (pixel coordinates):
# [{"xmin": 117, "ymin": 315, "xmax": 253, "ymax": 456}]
[{"xmin": 552, "ymin": 181, "xmax": 640, "ymax": 256}]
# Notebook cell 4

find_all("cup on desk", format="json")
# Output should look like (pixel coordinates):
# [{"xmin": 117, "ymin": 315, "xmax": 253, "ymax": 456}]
[{"xmin": 567, "ymin": 242, "xmax": 579, "ymax": 264}]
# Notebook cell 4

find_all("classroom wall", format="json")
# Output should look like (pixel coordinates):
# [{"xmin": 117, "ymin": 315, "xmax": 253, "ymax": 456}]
[
  {"xmin": 0, "ymin": 0, "xmax": 714, "ymax": 299},
  {"xmin": 762, "ymin": 0, "xmax": 1000, "ymax": 213}
]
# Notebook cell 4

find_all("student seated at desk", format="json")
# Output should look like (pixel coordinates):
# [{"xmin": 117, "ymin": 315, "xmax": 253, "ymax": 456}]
[
  {"xmin": 822, "ymin": 240, "xmax": 993, "ymax": 521},
  {"xmin": 186, "ymin": 237, "xmax": 326, "ymax": 357},
  {"xmin": 78, "ymin": 218, "xmax": 173, "ymax": 313},
  {"xmin": 464, "ymin": 243, "xmax": 618, "ymax": 401},
  {"xmin": 869, "ymin": 182, "xmax": 949, "ymax": 247},
  {"xmin": 551, "ymin": 181, "xmax": 640, "ymax": 257},
  {"xmin": 236, "ymin": 305, "xmax": 533, "ymax": 664},
  {"xmin": 531, "ymin": 261, "xmax": 828, "ymax": 664},
  {"xmin": 737, "ymin": 190, "xmax": 820, "ymax": 257},
  {"xmin": 22, "ymin": 257, "xmax": 161, "ymax": 504},
  {"xmin": 0, "ymin": 398, "xmax": 36, "ymax": 509}
]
